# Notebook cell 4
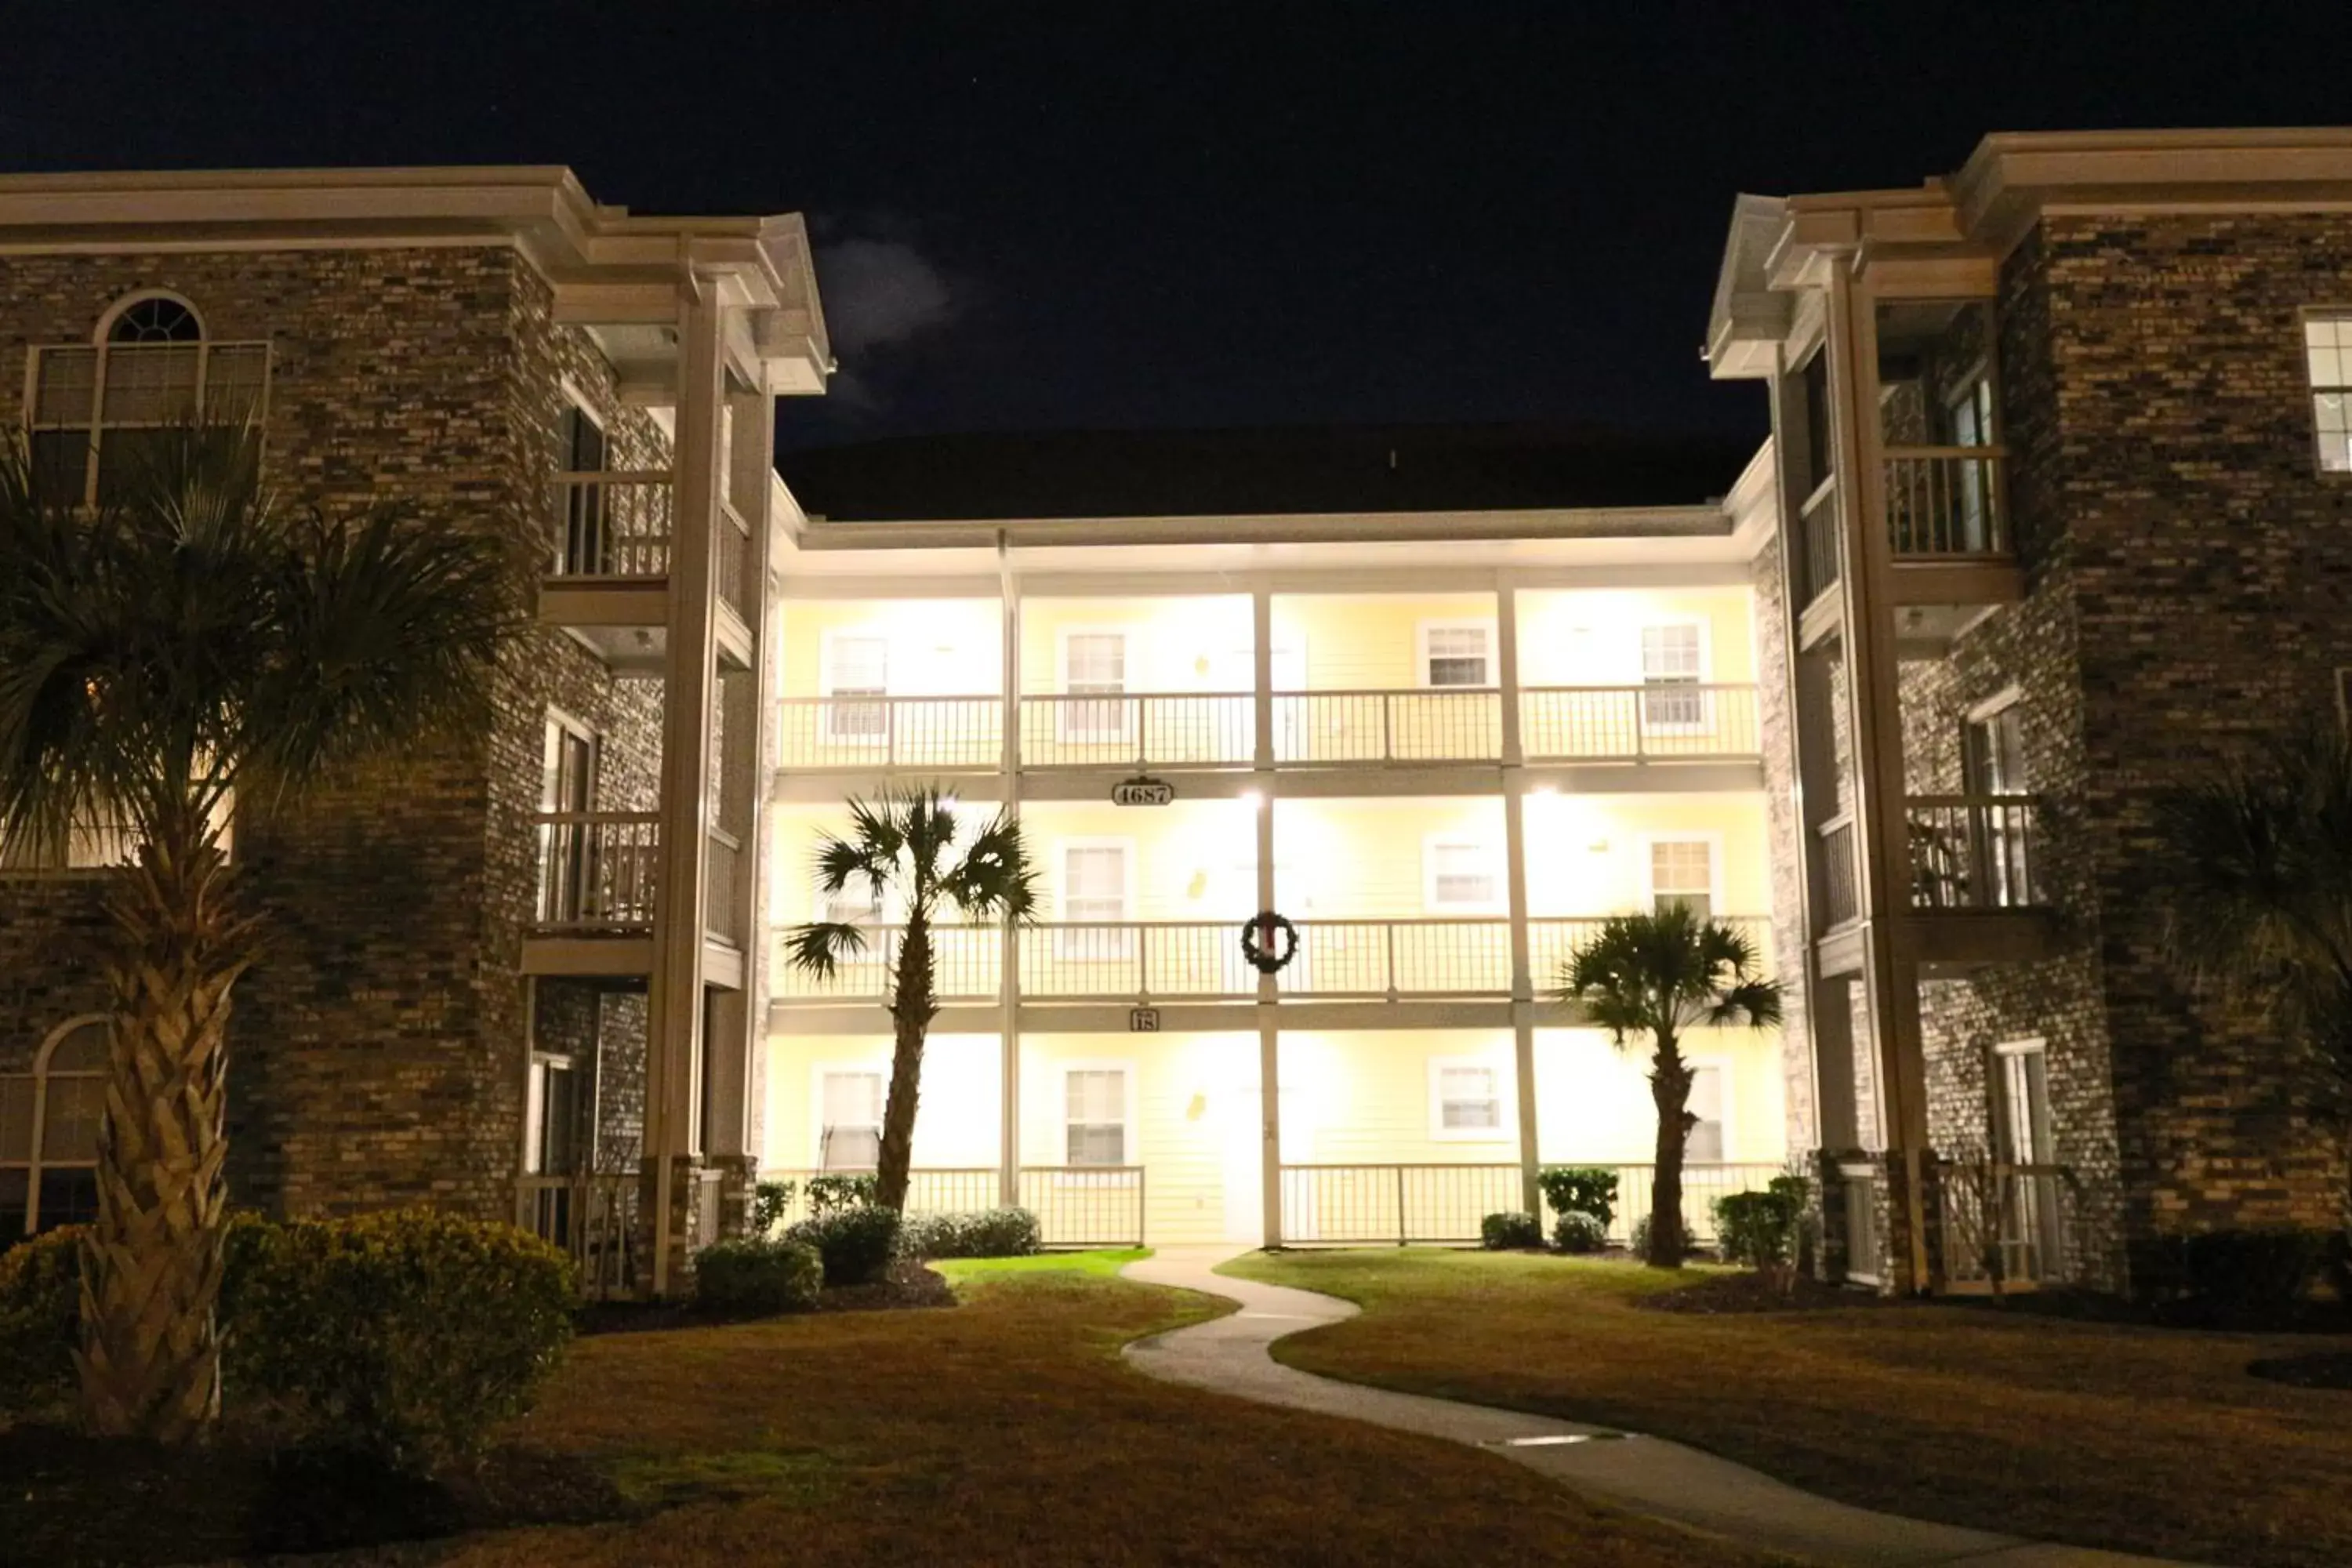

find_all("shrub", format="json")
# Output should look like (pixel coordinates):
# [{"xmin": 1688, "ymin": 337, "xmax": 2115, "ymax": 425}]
[
  {"xmin": 2129, "ymin": 1228, "xmax": 2334, "ymax": 1314},
  {"xmin": 750, "ymin": 1179, "xmax": 797, "ymax": 1238},
  {"xmin": 1537, "ymin": 1166, "xmax": 1618, "ymax": 1230},
  {"xmin": 805, "ymin": 1173, "xmax": 877, "ymax": 1215},
  {"xmin": 1480, "ymin": 1210, "xmax": 1542, "ymax": 1250},
  {"xmin": 1629, "ymin": 1214, "xmax": 1652, "ymax": 1260},
  {"xmin": 1552, "ymin": 1210, "xmax": 1608, "ymax": 1254},
  {"xmin": 784, "ymin": 1204, "xmax": 901, "ymax": 1287},
  {"xmin": 694, "ymin": 1237, "xmax": 823, "ymax": 1316},
  {"xmin": 0, "ymin": 1227, "xmax": 84, "ymax": 1415},
  {"xmin": 222, "ymin": 1208, "xmax": 575, "ymax": 1472},
  {"xmin": 1715, "ymin": 1174, "xmax": 1810, "ymax": 1289},
  {"xmin": 899, "ymin": 1207, "xmax": 1041, "ymax": 1260}
]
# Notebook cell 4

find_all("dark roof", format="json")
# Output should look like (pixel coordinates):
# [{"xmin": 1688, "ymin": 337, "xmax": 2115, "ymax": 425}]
[{"xmin": 775, "ymin": 425, "xmax": 1754, "ymax": 522}]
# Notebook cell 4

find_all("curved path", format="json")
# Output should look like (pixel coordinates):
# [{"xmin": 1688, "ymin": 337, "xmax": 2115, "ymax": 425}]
[{"xmin": 1122, "ymin": 1249, "xmax": 2197, "ymax": 1568}]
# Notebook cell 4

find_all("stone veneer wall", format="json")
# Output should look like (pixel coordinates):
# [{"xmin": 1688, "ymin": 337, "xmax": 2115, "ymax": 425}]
[
  {"xmin": 0, "ymin": 247, "xmax": 666, "ymax": 1222},
  {"xmin": 1748, "ymin": 515, "xmax": 1817, "ymax": 1151}
]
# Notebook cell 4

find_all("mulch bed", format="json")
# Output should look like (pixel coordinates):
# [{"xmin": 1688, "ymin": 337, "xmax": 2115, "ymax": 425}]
[
  {"xmin": 2247, "ymin": 1351, "xmax": 2352, "ymax": 1391},
  {"xmin": 0, "ymin": 1425, "xmax": 625, "ymax": 1566},
  {"xmin": 577, "ymin": 1259, "xmax": 954, "ymax": 1336},
  {"xmin": 1947, "ymin": 1289, "xmax": 2352, "ymax": 1335},
  {"xmin": 1635, "ymin": 1271, "xmax": 1904, "ymax": 1315}
]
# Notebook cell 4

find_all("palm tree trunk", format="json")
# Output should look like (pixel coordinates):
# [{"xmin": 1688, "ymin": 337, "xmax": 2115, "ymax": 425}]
[
  {"xmin": 875, "ymin": 914, "xmax": 938, "ymax": 1212},
  {"xmin": 78, "ymin": 829, "xmax": 251, "ymax": 1443},
  {"xmin": 1648, "ymin": 1037, "xmax": 1692, "ymax": 1269}
]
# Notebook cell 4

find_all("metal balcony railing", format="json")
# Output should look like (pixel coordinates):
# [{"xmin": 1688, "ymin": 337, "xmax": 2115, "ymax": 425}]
[
  {"xmin": 769, "ymin": 924, "xmax": 1002, "ymax": 1004},
  {"xmin": 1526, "ymin": 915, "xmax": 1773, "ymax": 993},
  {"xmin": 1018, "ymin": 693, "xmax": 1254, "ymax": 769},
  {"xmin": 756, "ymin": 1166, "xmax": 1145, "ymax": 1248},
  {"xmin": 1801, "ymin": 480, "xmax": 1842, "ymax": 603},
  {"xmin": 705, "ymin": 827, "xmax": 742, "ymax": 946},
  {"xmin": 1277, "ymin": 919, "xmax": 1514, "ymax": 998},
  {"xmin": 1817, "ymin": 813, "xmax": 1859, "ymax": 927},
  {"xmin": 1884, "ymin": 445, "xmax": 2009, "ymax": 557},
  {"xmin": 1907, "ymin": 795, "xmax": 2040, "ymax": 910},
  {"xmin": 1937, "ymin": 1158, "xmax": 2071, "ymax": 1290},
  {"xmin": 1279, "ymin": 1163, "xmax": 1526, "ymax": 1244},
  {"xmin": 717, "ymin": 499, "xmax": 756, "ymax": 622},
  {"xmin": 1272, "ymin": 689, "xmax": 1501, "ymax": 764},
  {"xmin": 551, "ymin": 470, "xmax": 673, "ymax": 579},
  {"xmin": 1518, "ymin": 684, "xmax": 1760, "ymax": 761},
  {"xmin": 775, "ymin": 696, "xmax": 1005, "ymax": 770},
  {"xmin": 1019, "ymin": 921, "xmax": 1258, "ymax": 1000},
  {"xmin": 517, "ymin": 1171, "xmax": 641, "ymax": 1300},
  {"xmin": 533, "ymin": 811, "xmax": 660, "ymax": 931}
]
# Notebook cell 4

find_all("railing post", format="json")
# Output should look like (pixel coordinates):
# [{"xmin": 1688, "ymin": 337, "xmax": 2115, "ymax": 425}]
[
  {"xmin": 1381, "ymin": 693, "xmax": 1393, "ymax": 761},
  {"xmin": 1384, "ymin": 923, "xmax": 1399, "ymax": 1001},
  {"xmin": 1396, "ymin": 1164, "xmax": 1410, "ymax": 1247}
]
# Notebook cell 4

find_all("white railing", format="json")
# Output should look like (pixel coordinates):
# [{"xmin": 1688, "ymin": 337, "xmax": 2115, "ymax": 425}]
[
  {"xmin": 534, "ymin": 811, "xmax": 660, "ymax": 931},
  {"xmin": 770, "ymin": 924, "xmax": 1002, "ymax": 1003},
  {"xmin": 1801, "ymin": 479, "xmax": 1842, "ymax": 602},
  {"xmin": 1278, "ymin": 919, "xmax": 1513, "ymax": 998},
  {"xmin": 757, "ymin": 1165, "xmax": 1145, "ymax": 1248},
  {"xmin": 518, "ymin": 1171, "xmax": 640, "ymax": 1300},
  {"xmin": 1018, "ymin": 693, "xmax": 1254, "ymax": 769},
  {"xmin": 1938, "ymin": 1159, "xmax": 2071, "ymax": 1290},
  {"xmin": 1272, "ymin": 689, "xmax": 1501, "ymax": 764},
  {"xmin": 1519, "ymin": 684, "xmax": 1760, "ymax": 761},
  {"xmin": 1279, "ymin": 1163, "xmax": 1524, "ymax": 1244},
  {"xmin": 551, "ymin": 470, "xmax": 672, "ymax": 579},
  {"xmin": 1019, "ymin": 922, "xmax": 1257, "ymax": 1000},
  {"xmin": 1883, "ymin": 445, "xmax": 2009, "ymax": 557},
  {"xmin": 717, "ymin": 501, "xmax": 756, "ymax": 622},
  {"xmin": 1907, "ymin": 795, "xmax": 2040, "ymax": 910},
  {"xmin": 1526, "ymin": 915, "xmax": 1773, "ymax": 994},
  {"xmin": 775, "ymin": 696, "xmax": 1005, "ymax": 771},
  {"xmin": 1541, "ymin": 1161, "xmax": 1787, "ymax": 1248},
  {"xmin": 1818, "ymin": 813, "xmax": 1858, "ymax": 927},
  {"xmin": 705, "ymin": 827, "xmax": 742, "ymax": 946}
]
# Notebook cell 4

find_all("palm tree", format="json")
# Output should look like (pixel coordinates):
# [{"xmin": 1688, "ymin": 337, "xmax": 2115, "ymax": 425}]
[
  {"xmin": 1559, "ymin": 906, "xmax": 1783, "ymax": 1269},
  {"xmin": 2165, "ymin": 726, "xmax": 2352, "ymax": 1114},
  {"xmin": 0, "ymin": 427, "xmax": 517, "ymax": 1442},
  {"xmin": 783, "ymin": 788, "xmax": 1036, "ymax": 1211}
]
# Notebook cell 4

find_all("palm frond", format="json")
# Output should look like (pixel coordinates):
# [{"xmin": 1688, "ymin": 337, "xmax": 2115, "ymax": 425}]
[
  {"xmin": 783, "ymin": 920, "xmax": 869, "ymax": 978},
  {"xmin": 1559, "ymin": 906, "xmax": 1784, "ymax": 1053},
  {"xmin": 938, "ymin": 806, "xmax": 1038, "ymax": 922}
]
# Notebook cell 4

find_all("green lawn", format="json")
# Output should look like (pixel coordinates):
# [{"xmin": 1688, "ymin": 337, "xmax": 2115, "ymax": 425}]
[
  {"xmin": 931, "ymin": 1247, "xmax": 1152, "ymax": 1283},
  {"xmin": 1226, "ymin": 1248, "xmax": 2352, "ymax": 1568}
]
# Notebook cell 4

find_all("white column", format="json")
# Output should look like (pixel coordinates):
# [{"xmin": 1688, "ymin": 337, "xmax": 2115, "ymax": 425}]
[{"xmin": 998, "ymin": 543, "xmax": 1022, "ymax": 1207}]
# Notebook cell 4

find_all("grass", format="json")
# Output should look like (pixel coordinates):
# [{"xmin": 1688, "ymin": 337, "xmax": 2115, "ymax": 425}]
[
  {"xmin": 931, "ymin": 1247, "xmax": 1152, "ymax": 1283},
  {"xmin": 1225, "ymin": 1248, "xmax": 2352, "ymax": 1568},
  {"xmin": 371, "ymin": 1259, "xmax": 1782, "ymax": 1566}
]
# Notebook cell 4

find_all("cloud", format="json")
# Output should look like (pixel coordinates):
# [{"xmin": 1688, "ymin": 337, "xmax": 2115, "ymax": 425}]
[{"xmin": 816, "ymin": 232, "xmax": 961, "ymax": 358}]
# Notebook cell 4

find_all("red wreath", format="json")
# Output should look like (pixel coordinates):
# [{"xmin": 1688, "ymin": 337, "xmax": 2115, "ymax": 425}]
[{"xmin": 1240, "ymin": 910, "xmax": 1300, "ymax": 975}]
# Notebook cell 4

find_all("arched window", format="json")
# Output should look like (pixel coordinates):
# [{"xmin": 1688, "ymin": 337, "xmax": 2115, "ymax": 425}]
[
  {"xmin": 26, "ymin": 292, "xmax": 270, "ymax": 506},
  {"xmin": 0, "ymin": 1018, "xmax": 109, "ymax": 1239}
]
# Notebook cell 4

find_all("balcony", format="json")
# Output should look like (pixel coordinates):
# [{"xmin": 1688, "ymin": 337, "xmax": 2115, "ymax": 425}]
[
  {"xmin": 776, "ymin": 696, "xmax": 1005, "ymax": 772},
  {"xmin": 1907, "ymin": 795, "xmax": 2040, "ymax": 913},
  {"xmin": 1018, "ymin": 693, "xmax": 1254, "ymax": 770},
  {"xmin": 1519, "ymin": 685, "xmax": 1759, "ymax": 763},
  {"xmin": 1020, "ymin": 922, "xmax": 1256, "ymax": 1000},
  {"xmin": 1526, "ymin": 915, "xmax": 1773, "ymax": 993},
  {"xmin": 771, "ymin": 924, "xmax": 1004, "ymax": 1004},
  {"xmin": 1272, "ymin": 689, "xmax": 1500, "ymax": 765},
  {"xmin": 1884, "ymin": 446, "xmax": 2022, "ymax": 632},
  {"xmin": 524, "ymin": 811, "xmax": 659, "ymax": 977},
  {"xmin": 539, "ymin": 471, "xmax": 751, "ymax": 672},
  {"xmin": 1276, "ymin": 1160, "xmax": 1784, "ymax": 1247},
  {"xmin": 1278, "ymin": 919, "xmax": 1512, "ymax": 998}
]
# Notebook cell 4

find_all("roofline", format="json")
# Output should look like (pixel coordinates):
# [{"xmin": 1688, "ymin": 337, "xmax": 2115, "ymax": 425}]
[{"xmin": 791, "ymin": 503, "xmax": 1733, "ymax": 553}]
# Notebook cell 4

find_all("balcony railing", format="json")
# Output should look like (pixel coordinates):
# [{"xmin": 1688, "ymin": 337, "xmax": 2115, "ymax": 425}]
[
  {"xmin": 1519, "ymin": 685, "xmax": 1759, "ymax": 761},
  {"xmin": 1884, "ymin": 445, "xmax": 2008, "ymax": 557},
  {"xmin": 717, "ymin": 500, "xmax": 756, "ymax": 622},
  {"xmin": 1907, "ymin": 795, "xmax": 2039, "ymax": 910},
  {"xmin": 757, "ymin": 1166, "xmax": 1145, "ymax": 1248},
  {"xmin": 1800, "ymin": 480, "xmax": 1841, "ymax": 604},
  {"xmin": 517, "ymin": 1171, "xmax": 641, "ymax": 1301},
  {"xmin": 705, "ymin": 827, "xmax": 742, "ymax": 946},
  {"xmin": 1526, "ymin": 915, "xmax": 1773, "ymax": 993},
  {"xmin": 1937, "ymin": 1159, "xmax": 2071, "ymax": 1290},
  {"xmin": 776, "ymin": 696, "xmax": 1006, "ymax": 771},
  {"xmin": 1818, "ymin": 813, "xmax": 1859, "ymax": 927},
  {"xmin": 1278, "ymin": 919, "xmax": 1513, "ymax": 998},
  {"xmin": 1273, "ymin": 1163, "xmax": 1784, "ymax": 1247},
  {"xmin": 770, "ymin": 924, "xmax": 1002, "ymax": 1003},
  {"xmin": 1019, "ymin": 921, "xmax": 1257, "ymax": 1000},
  {"xmin": 1272, "ymin": 689, "xmax": 1501, "ymax": 764},
  {"xmin": 534, "ymin": 811, "xmax": 660, "ymax": 931},
  {"xmin": 1018, "ymin": 693, "xmax": 1254, "ymax": 769},
  {"xmin": 551, "ymin": 470, "xmax": 672, "ymax": 579}
]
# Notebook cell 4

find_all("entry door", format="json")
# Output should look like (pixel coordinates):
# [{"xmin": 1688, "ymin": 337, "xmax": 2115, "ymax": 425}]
[
  {"xmin": 1945, "ymin": 376, "xmax": 1995, "ymax": 551},
  {"xmin": 1994, "ymin": 1041, "xmax": 2060, "ymax": 1280},
  {"xmin": 1221, "ymin": 1070, "xmax": 1314, "ymax": 1243},
  {"xmin": 1964, "ymin": 704, "xmax": 2030, "ymax": 906},
  {"xmin": 558, "ymin": 406, "xmax": 608, "ymax": 573},
  {"xmin": 541, "ymin": 720, "xmax": 596, "ymax": 924}
]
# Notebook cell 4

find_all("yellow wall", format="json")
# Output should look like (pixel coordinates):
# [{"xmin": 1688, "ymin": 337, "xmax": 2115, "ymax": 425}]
[
  {"xmin": 1271, "ymin": 593, "xmax": 1497, "ymax": 691},
  {"xmin": 778, "ymin": 600, "xmax": 1003, "ymax": 699},
  {"xmin": 1274, "ymin": 797, "xmax": 1506, "ymax": 917},
  {"xmin": 763, "ymin": 1032, "xmax": 1004, "ymax": 1171},
  {"xmin": 1018, "ymin": 596, "xmax": 1254, "ymax": 695},
  {"xmin": 1520, "ymin": 792, "xmax": 1771, "ymax": 916},
  {"xmin": 1023, "ymin": 800, "xmax": 1261, "ymax": 921},
  {"xmin": 1533, "ymin": 1025, "xmax": 1785, "ymax": 1165},
  {"xmin": 1515, "ymin": 587, "xmax": 1756, "ymax": 687}
]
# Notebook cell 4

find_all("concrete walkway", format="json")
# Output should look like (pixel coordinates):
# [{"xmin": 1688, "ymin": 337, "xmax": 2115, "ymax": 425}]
[{"xmin": 1121, "ymin": 1249, "xmax": 2198, "ymax": 1568}]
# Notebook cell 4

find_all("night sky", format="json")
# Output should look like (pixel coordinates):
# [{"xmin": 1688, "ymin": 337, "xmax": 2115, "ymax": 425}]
[{"xmin": 6, "ymin": 2, "xmax": 2348, "ymax": 457}]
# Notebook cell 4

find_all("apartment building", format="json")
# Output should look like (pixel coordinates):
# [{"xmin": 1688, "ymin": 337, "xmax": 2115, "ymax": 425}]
[
  {"xmin": 0, "ymin": 169, "xmax": 829, "ymax": 1295},
  {"xmin": 1709, "ymin": 129, "xmax": 2352, "ymax": 1294},
  {"xmin": 757, "ymin": 469, "xmax": 1791, "ymax": 1250}
]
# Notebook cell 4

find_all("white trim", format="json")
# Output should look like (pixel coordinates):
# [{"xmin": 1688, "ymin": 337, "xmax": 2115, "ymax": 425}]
[
  {"xmin": 818, "ymin": 627, "xmax": 892, "ymax": 746},
  {"xmin": 808, "ymin": 1059, "xmax": 888, "ymax": 1170},
  {"xmin": 2, "ymin": 1015, "xmax": 110, "ymax": 1236},
  {"xmin": 1055, "ymin": 837, "xmax": 1137, "ymax": 956},
  {"xmin": 1639, "ymin": 831, "xmax": 1726, "ymax": 916},
  {"xmin": 1057, "ymin": 1057, "xmax": 1140, "ymax": 1168},
  {"xmin": 1421, "ymin": 831, "xmax": 1506, "ymax": 915},
  {"xmin": 1426, "ymin": 1052, "xmax": 1512, "ymax": 1143},
  {"xmin": 1682, "ymin": 1054, "xmax": 1735, "ymax": 1162},
  {"xmin": 1636, "ymin": 616, "xmax": 1711, "ymax": 734},
  {"xmin": 93, "ymin": 288, "xmax": 205, "ymax": 343},
  {"xmin": 1964, "ymin": 685, "xmax": 2024, "ymax": 725},
  {"xmin": 1416, "ymin": 617, "xmax": 1498, "ymax": 688},
  {"xmin": 1055, "ymin": 624, "xmax": 1135, "ymax": 742}
]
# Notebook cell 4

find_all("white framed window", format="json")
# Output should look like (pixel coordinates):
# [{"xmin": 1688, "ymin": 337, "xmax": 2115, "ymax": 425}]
[
  {"xmin": 1683, "ymin": 1060, "xmax": 1729, "ymax": 1162},
  {"xmin": 1418, "ymin": 620, "xmax": 1494, "ymax": 688},
  {"xmin": 1, "ymin": 1018, "xmax": 109, "ymax": 1239},
  {"xmin": 1423, "ymin": 836, "xmax": 1504, "ymax": 914},
  {"xmin": 1644, "ymin": 834, "xmax": 1721, "ymax": 920},
  {"xmin": 1058, "ymin": 839, "xmax": 1134, "ymax": 958},
  {"xmin": 815, "ymin": 880, "xmax": 887, "ymax": 929},
  {"xmin": 524, "ymin": 1054, "xmax": 583, "ymax": 1177},
  {"xmin": 1638, "ymin": 621, "xmax": 1708, "ymax": 731},
  {"xmin": 1944, "ymin": 368, "xmax": 1998, "ymax": 550},
  {"xmin": 554, "ymin": 399, "xmax": 609, "ymax": 575},
  {"xmin": 537, "ymin": 712, "xmax": 598, "ymax": 927},
  {"xmin": 821, "ymin": 631, "xmax": 891, "ymax": 743},
  {"xmin": 1428, "ymin": 1056, "xmax": 1508, "ymax": 1141},
  {"xmin": 27, "ymin": 292, "xmax": 270, "ymax": 508},
  {"xmin": 2303, "ymin": 314, "xmax": 2352, "ymax": 473},
  {"xmin": 1058, "ymin": 629, "xmax": 1132, "ymax": 742},
  {"xmin": 815, "ymin": 1067, "xmax": 885, "ymax": 1171},
  {"xmin": 1062, "ymin": 1064, "xmax": 1134, "ymax": 1167}
]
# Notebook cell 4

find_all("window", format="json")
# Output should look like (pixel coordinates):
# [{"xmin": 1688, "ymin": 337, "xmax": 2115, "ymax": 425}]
[
  {"xmin": 1061, "ymin": 630, "xmax": 1131, "ymax": 741},
  {"xmin": 1430, "ymin": 1059, "xmax": 1505, "ymax": 1138},
  {"xmin": 1424, "ymin": 838, "xmax": 1501, "ymax": 913},
  {"xmin": 1, "ymin": 1018, "xmax": 108, "ymax": 1239},
  {"xmin": 1420, "ymin": 622, "xmax": 1492, "ymax": 688},
  {"xmin": 555, "ymin": 402, "xmax": 609, "ymax": 574},
  {"xmin": 1944, "ymin": 371, "xmax": 1998, "ymax": 550},
  {"xmin": 1685, "ymin": 1063, "xmax": 1726, "ymax": 1162},
  {"xmin": 817, "ymin": 881, "xmax": 885, "ymax": 928},
  {"xmin": 1963, "ymin": 696, "xmax": 2033, "ymax": 909},
  {"xmin": 1639, "ymin": 622, "xmax": 1706, "ymax": 729},
  {"xmin": 1059, "ymin": 841, "xmax": 1134, "ymax": 957},
  {"xmin": 1647, "ymin": 837, "xmax": 1716, "ymax": 920},
  {"xmin": 818, "ymin": 1069, "xmax": 884, "ymax": 1170},
  {"xmin": 822, "ymin": 633, "xmax": 891, "ymax": 743},
  {"xmin": 29, "ymin": 294, "xmax": 269, "ymax": 507},
  {"xmin": 2305, "ymin": 315, "xmax": 2352, "ymax": 472},
  {"xmin": 537, "ymin": 715, "xmax": 597, "ymax": 927},
  {"xmin": 1065, "ymin": 1067, "xmax": 1130, "ymax": 1166},
  {"xmin": 524, "ymin": 1055, "xmax": 583, "ymax": 1177}
]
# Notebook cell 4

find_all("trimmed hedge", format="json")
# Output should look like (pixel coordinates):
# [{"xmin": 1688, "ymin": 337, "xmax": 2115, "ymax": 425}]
[
  {"xmin": 1552, "ymin": 1210, "xmax": 1608, "ymax": 1254},
  {"xmin": 1480, "ymin": 1211, "xmax": 1543, "ymax": 1250},
  {"xmin": 1715, "ymin": 1174, "xmax": 1811, "ymax": 1276},
  {"xmin": 2128, "ymin": 1229, "xmax": 2336, "ymax": 1314},
  {"xmin": 784, "ymin": 1205, "xmax": 901, "ymax": 1287},
  {"xmin": 222, "ymin": 1209, "xmax": 576, "ymax": 1472},
  {"xmin": 899, "ymin": 1207, "xmax": 1041, "ymax": 1260},
  {"xmin": 695, "ymin": 1237, "xmax": 823, "ymax": 1315},
  {"xmin": 0, "ymin": 1226, "xmax": 84, "ymax": 1415},
  {"xmin": 1537, "ymin": 1166, "xmax": 1618, "ymax": 1230},
  {"xmin": 805, "ymin": 1174, "xmax": 877, "ymax": 1215}
]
